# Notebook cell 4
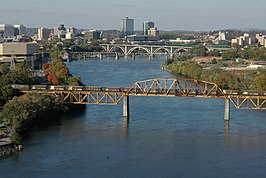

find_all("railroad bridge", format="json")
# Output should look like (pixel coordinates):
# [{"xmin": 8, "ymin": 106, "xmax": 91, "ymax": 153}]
[{"xmin": 20, "ymin": 78, "xmax": 266, "ymax": 121}]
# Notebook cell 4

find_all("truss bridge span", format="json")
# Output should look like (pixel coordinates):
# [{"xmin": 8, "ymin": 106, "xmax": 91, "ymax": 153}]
[{"xmin": 17, "ymin": 78, "xmax": 266, "ymax": 121}]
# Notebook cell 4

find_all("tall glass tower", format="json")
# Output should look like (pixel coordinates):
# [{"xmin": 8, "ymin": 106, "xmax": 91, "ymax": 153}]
[
  {"xmin": 120, "ymin": 17, "xmax": 134, "ymax": 37},
  {"xmin": 143, "ymin": 21, "xmax": 154, "ymax": 35}
]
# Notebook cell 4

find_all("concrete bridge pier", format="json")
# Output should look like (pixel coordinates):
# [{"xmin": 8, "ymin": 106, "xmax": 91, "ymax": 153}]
[
  {"xmin": 224, "ymin": 98, "xmax": 230, "ymax": 121},
  {"xmin": 99, "ymin": 52, "xmax": 103, "ymax": 60},
  {"xmin": 123, "ymin": 95, "xmax": 129, "ymax": 118},
  {"xmin": 115, "ymin": 53, "xmax": 119, "ymax": 60}
]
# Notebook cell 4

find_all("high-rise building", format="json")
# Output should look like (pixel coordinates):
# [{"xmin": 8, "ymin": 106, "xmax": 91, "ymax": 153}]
[
  {"xmin": 14, "ymin": 25, "xmax": 27, "ymax": 36},
  {"xmin": 120, "ymin": 17, "xmax": 134, "ymax": 37},
  {"xmin": 143, "ymin": 21, "xmax": 154, "ymax": 35},
  {"xmin": 0, "ymin": 24, "xmax": 14, "ymax": 37},
  {"xmin": 38, "ymin": 28, "xmax": 50, "ymax": 40}
]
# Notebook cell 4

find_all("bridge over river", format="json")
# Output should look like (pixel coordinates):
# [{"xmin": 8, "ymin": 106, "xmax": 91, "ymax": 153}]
[
  {"xmin": 71, "ymin": 44, "xmax": 231, "ymax": 60},
  {"xmin": 20, "ymin": 78, "xmax": 266, "ymax": 121}
]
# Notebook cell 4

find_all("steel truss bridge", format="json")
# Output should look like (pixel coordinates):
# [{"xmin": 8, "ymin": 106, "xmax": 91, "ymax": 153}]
[{"xmin": 21, "ymin": 78, "xmax": 266, "ymax": 121}]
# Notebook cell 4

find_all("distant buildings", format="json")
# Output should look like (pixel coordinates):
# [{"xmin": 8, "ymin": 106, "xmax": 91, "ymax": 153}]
[
  {"xmin": 54, "ymin": 24, "xmax": 67, "ymax": 39},
  {"xmin": 14, "ymin": 25, "xmax": 27, "ymax": 36},
  {"xmin": 256, "ymin": 34, "xmax": 266, "ymax": 47},
  {"xmin": 0, "ymin": 24, "xmax": 15, "ymax": 38},
  {"xmin": 218, "ymin": 31, "xmax": 231, "ymax": 41},
  {"xmin": 231, "ymin": 33, "xmax": 255, "ymax": 47},
  {"xmin": 65, "ymin": 27, "xmax": 77, "ymax": 39},
  {"xmin": 230, "ymin": 33, "xmax": 266, "ymax": 47},
  {"xmin": 38, "ymin": 27, "xmax": 51, "ymax": 40},
  {"xmin": 143, "ymin": 21, "xmax": 154, "ymax": 35},
  {"xmin": 147, "ymin": 27, "xmax": 159, "ymax": 37},
  {"xmin": 0, "ymin": 24, "xmax": 28, "ymax": 38},
  {"xmin": 83, "ymin": 30, "xmax": 101, "ymax": 41},
  {"xmin": 120, "ymin": 17, "xmax": 134, "ymax": 37}
]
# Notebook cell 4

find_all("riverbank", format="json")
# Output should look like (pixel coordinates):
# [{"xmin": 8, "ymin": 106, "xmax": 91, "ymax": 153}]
[
  {"xmin": 0, "ymin": 59, "xmax": 85, "ymax": 158},
  {"xmin": 0, "ymin": 143, "xmax": 22, "ymax": 158}
]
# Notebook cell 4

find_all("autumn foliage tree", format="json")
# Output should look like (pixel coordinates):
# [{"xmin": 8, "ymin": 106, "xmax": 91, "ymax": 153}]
[{"xmin": 42, "ymin": 59, "xmax": 82, "ymax": 85}]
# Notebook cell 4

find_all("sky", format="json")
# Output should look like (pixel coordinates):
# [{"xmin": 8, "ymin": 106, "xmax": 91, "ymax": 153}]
[{"xmin": 1, "ymin": 0, "xmax": 266, "ymax": 31}]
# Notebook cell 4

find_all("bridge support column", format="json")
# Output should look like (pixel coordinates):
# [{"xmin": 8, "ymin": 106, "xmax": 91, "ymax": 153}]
[
  {"xmin": 99, "ymin": 52, "xmax": 103, "ymax": 60},
  {"xmin": 115, "ymin": 53, "xmax": 119, "ymax": 60},
  {"xmin": 123, "ymin": 95, "xmax": 129, "ymax": 118},
  {"xmin": 224, "ymin": 98, "xmax": 230, "ymax": 121}
]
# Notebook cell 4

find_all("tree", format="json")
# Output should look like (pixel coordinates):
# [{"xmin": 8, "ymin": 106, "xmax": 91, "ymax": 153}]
[
  {"xmin": 189, "ymin": 45, "xmax": 208, "ymax": 56},
  {"xmin": 254, "ymin": 74, "xmax": 266, "ymax": 91}
]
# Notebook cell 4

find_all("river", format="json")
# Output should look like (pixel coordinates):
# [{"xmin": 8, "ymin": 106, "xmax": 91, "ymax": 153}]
[{"xmin": 1, "ymin": 56, "xmax": 266, "ymax": 178}]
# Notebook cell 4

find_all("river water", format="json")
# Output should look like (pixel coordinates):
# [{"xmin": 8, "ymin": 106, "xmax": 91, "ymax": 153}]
[{"xmin": 1, "ymin": 56, "xmax": 266, "ymax": 178}]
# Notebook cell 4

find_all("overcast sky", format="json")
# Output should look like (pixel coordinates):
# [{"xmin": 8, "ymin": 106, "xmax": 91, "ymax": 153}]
[{"xmin": 1, "ymin": 0, "xmax": 266, "ymax": 31}]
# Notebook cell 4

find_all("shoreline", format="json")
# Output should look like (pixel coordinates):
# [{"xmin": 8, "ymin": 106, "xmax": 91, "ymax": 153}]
[{"xmin": 0, "ymin": 143, "xmax": 22, "ymax": 158}]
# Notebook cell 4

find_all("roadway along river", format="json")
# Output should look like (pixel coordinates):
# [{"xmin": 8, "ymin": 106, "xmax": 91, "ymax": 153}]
[{"xmin": 1, "ymin": 56, "xmax": 266, "ymax": 178}]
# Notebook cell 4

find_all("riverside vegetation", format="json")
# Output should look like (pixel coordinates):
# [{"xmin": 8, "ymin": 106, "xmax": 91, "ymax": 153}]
[
  {"xmin": 166, "ymin": 45, "xmax": 266, "ymax": 91},
  {"xmin": 0, "ymin": 57, "xmax": 83, "ymax": 156}
]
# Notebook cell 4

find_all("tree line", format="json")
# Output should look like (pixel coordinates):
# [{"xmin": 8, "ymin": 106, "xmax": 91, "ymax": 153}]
[{"xmin": 166, "ymin": 44, "xmax": 266, "ymax": 91}]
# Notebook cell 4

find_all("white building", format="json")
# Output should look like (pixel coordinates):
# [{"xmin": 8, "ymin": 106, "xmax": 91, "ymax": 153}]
[
  {"xmin": 256, "ymin": 34, "xmax": 266, "ymax": 47},
  {"xmin": 147, "ymin": 27, "xmax": 159, "ymax": 37},
  {"xmin": 231, "ymin": 33, "xmax": 256, "ymax": 47},
  {"xmin": 38, "ymin": 28, "xmax": 50, "ymax": 40}
]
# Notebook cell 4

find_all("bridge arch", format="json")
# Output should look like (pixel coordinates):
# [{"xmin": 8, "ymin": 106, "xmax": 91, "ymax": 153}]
[
  {"xmin": 152, "ymin": 47, "xmax": 171, "ymax": 56},
  {"xmin": 109, "ymin": 45, "xmax": 125, "ymax": 53},
  {"xmin": 127, "ymin": 46, "xmax": 151, "ymax": 56},
  {"xmin": 173, "ymin": 49, "xmax": 188, "ymax": 56},
  {"xmin": 98, "ymin": 45, "xmax": 107, "ymax": 52}
]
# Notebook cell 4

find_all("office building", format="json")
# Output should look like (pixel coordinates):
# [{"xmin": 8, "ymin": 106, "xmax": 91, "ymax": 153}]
[
  {"xmin": 120, "ymin": 17, "xmax": 134, "ymax": 37},
  {"xmin": 38, "ymin": 28, "xmax": 51, "ymax": 40},
  {"xmin": 143, "ymin": 21, "xmax": 154, "ymax": 35},
  {"xmin": 14, "ymin": 25, "xmax": 27, "ymax": 36},
  {"xmin": 0, "ymin": 24, "xmax": 14, "ymax": 37}
]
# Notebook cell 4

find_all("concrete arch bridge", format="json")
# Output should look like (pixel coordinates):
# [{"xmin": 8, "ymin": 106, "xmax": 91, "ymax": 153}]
[{"xmin": 99, "ymin": 44, "xmax": 191, "ymax": 58}]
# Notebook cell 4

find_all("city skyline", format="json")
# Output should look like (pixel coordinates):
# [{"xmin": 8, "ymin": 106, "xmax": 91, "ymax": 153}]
[{"xmin": 1, "ymin": 0, "xmax": 266, "ymax": 31}]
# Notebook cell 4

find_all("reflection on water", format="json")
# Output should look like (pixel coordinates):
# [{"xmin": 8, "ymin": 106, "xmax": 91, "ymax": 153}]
[
  {"xmin": 123, "ymin": 117, "xmax": 129, "ymax": 139},
  {"xmin": 1, "ymin": 56, "xmax": 266, "ymax": 178}
]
